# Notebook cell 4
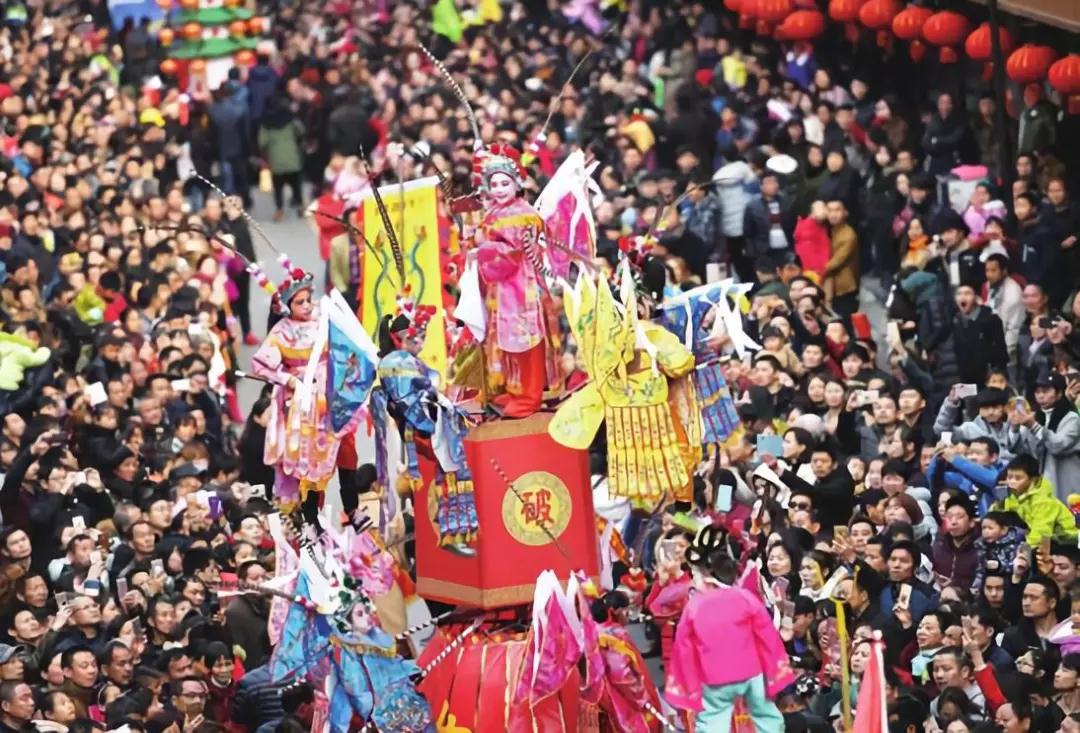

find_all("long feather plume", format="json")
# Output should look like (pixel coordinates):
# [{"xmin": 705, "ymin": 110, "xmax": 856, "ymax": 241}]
[
  {"xmin": 357, "ymin": 147, "xmax": 406, "ymax": 284},
  {"xmin": 537, "ymin": 48, "xmax": 595, "ymax": 146},
  {"xmin": 417, "ymin": 42, "xmax": 481, "ymax": 146},
  {"xmin": 193, "ymin": 174, "xmax": 283, "ymax": 257}
]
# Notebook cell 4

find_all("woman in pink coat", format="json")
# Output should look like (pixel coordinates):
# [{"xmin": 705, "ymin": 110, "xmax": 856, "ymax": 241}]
[{"xmin": 666, "ymin": 551, "xmax": 794, "ymax": 732}]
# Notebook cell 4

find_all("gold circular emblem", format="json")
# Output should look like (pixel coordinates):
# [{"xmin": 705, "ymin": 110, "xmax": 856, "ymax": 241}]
[{"xmin": 500, "ymin": 471, "xmax": 573, "ymax": 547}]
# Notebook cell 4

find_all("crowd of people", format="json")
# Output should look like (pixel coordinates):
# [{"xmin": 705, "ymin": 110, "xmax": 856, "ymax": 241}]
[{"xmin": 0, "ymin": 0, "xmax": 1072, "ymax": 731}]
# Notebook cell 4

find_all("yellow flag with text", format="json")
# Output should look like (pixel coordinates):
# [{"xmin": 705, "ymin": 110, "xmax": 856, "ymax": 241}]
[{"xmin": 360, "ymin": 176, "xmax": 447, "ymax": 377}]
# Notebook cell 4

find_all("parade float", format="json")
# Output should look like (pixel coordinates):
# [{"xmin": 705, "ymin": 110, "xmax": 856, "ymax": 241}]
[
  {"xmin": 155, "ymin": 0, "xmax": 268, "ymax": 90},
  {"xmin": 242, "ymin": 39, "xmax": 753, "ymax": 731}
]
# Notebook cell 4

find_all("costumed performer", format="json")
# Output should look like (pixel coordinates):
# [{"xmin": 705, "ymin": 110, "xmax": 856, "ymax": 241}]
[
  {"xmin": 269, "ymin": 526, "xmax": 432, "ymax": 733},
  {"xmin": 589, "ymin": 589, "xmax": 664, "ymax": 733},
  {"xmin": 472, "ymin": 143, "xmax": 562, "ymax": 417},
  {"xmin": 665, "ymin": 526, "xmax": 793, "ymax": 733},
  {"xmin": 550, "ymin": 257, "xmax": 700, "ymax": 506},
  {"xmin": 661, "ymin": 282, "xmax": 744, "ymax": 450},
  {"xmin": 252, "ymin": 261, "xmax": 344, "ymax": 521},
  {"xmin": 371, "ymin": 294, "xmax": 479, "ymax": 555}
]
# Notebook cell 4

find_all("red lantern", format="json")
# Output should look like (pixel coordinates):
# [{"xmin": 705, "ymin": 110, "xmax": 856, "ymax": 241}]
[
  {"xmin": 159, "ymin": 58, "xmax": 178, "ymax": 76},
  {"xmin": 921, "ymin": 10, "xmax": 969, "ymax": 63},
  {"xmin": 224, "ymin": 0, "xmax": 241, "ymax": 5},
  {"xmin": 908, "ymin": 39, "xmax": 926, "ymax": 62},
  {"xmin": 228, "ymin": 20, "xmax": 246, "ymax": 37},
  {"xmin": 963, "ymin": 22, "xmax": 1014, "ymax": 61},
  {"xmin": 858, "ymin": 0, "xmax": 899, "ymax": 48},
  {"xmin": 964, "ymin": 23, "xmax": 1013, "ymax": 81},
  {"xmin": 158, "ymin": 27, "xmax": 174, "ymax": 46},
  {"xmin": 154, "ymin": 0, "xmax": 171, "ymax": 10},
  {"xmin": 754, "ymin": 0, "xmax": 791, "ymax": 34},
  {"xmin": 757, "ymin": 0, "xmax": 792, "ymax": 23},
  {"xmin": 1006, "ymin": 44, "xmax": 1057, "ymax": 85},
  {"xmin": 247, "ymin": 17, "xmax": 264, "ymax": 35},
  {"xmin": 828, "ymin": 0, "xmax": 862, "ymax": 42},
  {"xmin": 235, "ymin": 49, "xmax": 256, "ymax": 66},
  {"xmin": 190, "ymin": 58, "xmax": 206, "ymax": 75},
  {"xmin": 1049, "ymin": 54, "xmax": 1080, "ymax": 115},
  {"xmin": 179, "ymin": 0, "xmax": 198, "ymax": 9},
  {"xmin": 774, "ymin": 9, "xmax": 825, "ymax": 41},
  {"xmin": 892, "ymin": 4, "xmax": 930, "ymax": 39},
  {"xmin": 182, "ymin": 22, "xmax": 201, "ymax": 41}
]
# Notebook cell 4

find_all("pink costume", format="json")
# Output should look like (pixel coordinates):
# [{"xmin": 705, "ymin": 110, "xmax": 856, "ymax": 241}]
[
  {"xmin": 474, "ymin": 145, "xmax": 560, "ymax": 416},
  {"xmin": 596, "ymin": 622, "xmax": 663, "ymax": 733},
  {"xmin": 645, "ymin": 572, "xmax": 691, "ymax": 670},
  {"xmin": 251, "ymin": 310, "xmax": 340, "ymax": 504},
  {"xmin": 666, "ymin": 584, "xmax": 794, "ymax": 715}
]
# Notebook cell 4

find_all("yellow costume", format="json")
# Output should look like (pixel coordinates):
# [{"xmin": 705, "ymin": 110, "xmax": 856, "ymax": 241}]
[{"xmin": 550, "ymin": 272, "xmax": 701, "ymax": 505}]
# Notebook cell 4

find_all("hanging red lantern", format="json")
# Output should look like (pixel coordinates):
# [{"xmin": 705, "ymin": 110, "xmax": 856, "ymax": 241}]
[
  {"xmin": 159, "ymin": 58, "xmax": 178, "ymax": 76},
  {"xmin": 190, "ymin": 58, "xmax": 206, "ymax": 75},
  {"xmin": 963, "ymin": 22, "xmax": 1014, "ymax": 61},
  {"xmin": 774, "ymin": 9, "xmax": 825, "ymax": 41},
  {"xmin": 1006, "ymin": 44, "xmax": 1057, "ymax": 85},
  {"xmin": 154, "ymin": 0, "xmax": 171, "ymax": 10},
  {"xmin": 235, "ymin": 49, "xmax": 256, "ymax": 66},
  {"xmin": 921, "ymin": 11, "xmax": 969, "ymax": 64},
  {"xmin": 1048, "ymin": 54, "xmax": 1080, "ymax": 115},
  {"xmin": 724, "ymin": 0, "xmax": 742, "ymax": 12},
  {"xmin": 858, "ymin": 0, "xmax": 900, "ymax": 47},
  {"xmin": 908, "ymin": 39, "xmax": 926, "ymax": 62},
  {"xmin": 964, "ymin": 23, "xmax": 1013, "ymax": 80},
  {"xmin": 892, "ymin": 5, "xmax": 930, "ymax": 40},
  {"xmin": 179, "ymin": 0, "xmax": 198, "ymax": 9},
  {"xmin": 756, "ymin": 0, "xmax": 792, "ymax": 23},
  {"xmin": 828, "ymin": 0, "xmax": 862, "ymax": 41},
  {"xmin": 158, "ymin": 27, "xmax": 174, "ymax": 46},
  {"xmin": 754, "ymin": 0, "xmax": 792, "ymax": 34},
  {"xmin": 228, "ymin": 20, "xmax": 247, "ymax": 37},
  {"xmin": 223, "ymin": 0, "xmax": 241, "ymax": 5},
  {"xmin": 737, "ymin": 0, "xmax": 758, "ymax": 30},
  {"xmin": 182, "ymin": 21, "xmax": 201, "ymax": 40},
  {"xmin": 247, "ymin": 17, "xmax": 264, "ymax": 34}
]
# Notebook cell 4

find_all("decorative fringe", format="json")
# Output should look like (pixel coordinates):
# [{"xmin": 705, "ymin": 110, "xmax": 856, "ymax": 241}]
[
  {"xmin": 577, "ymin": 702, "xmax": 601, "ymax": 733},
  {"xmin": 605, "ymin": 403, "xmax": 690, "ymax": 504}
]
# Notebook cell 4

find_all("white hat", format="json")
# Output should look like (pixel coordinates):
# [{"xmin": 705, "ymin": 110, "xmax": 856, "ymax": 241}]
[{"xmin": 766, "ymin": 154, "xmax": 798, "ymax": 176}]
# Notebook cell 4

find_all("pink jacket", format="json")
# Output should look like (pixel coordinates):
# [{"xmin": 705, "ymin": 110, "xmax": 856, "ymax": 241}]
[{"xmin": 666, "ymin": 584, "xmax": 794, "ymax": 712}]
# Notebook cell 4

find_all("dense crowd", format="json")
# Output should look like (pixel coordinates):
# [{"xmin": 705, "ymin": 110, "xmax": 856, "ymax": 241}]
[{"xmin": 0, "ymin": 0, "xmax": 1071, "ymax": 731}]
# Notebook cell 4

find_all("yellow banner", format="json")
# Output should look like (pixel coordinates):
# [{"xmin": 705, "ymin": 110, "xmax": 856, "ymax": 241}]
[{"xmin": 360, "ymin": 176, "xmax": 446, "ymax": 377}]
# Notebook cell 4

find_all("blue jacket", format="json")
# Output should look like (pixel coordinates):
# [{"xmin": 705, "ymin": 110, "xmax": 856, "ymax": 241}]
[
  {"xmin": 928, "ymin": 454, "xmax": 1006, "ymax": 515},
  {"xmin": 246, "ymin": 64, "xmax": 280, "ymax": 125}
]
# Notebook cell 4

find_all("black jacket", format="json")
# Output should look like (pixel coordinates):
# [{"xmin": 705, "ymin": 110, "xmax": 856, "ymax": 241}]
[
  {"xmin": 952, "ymin": 306, "xmax": 1008, "ymax": 386},
  {"xmin": 779, "ymin": 466, "xmax": 856, "ymax": 529}
]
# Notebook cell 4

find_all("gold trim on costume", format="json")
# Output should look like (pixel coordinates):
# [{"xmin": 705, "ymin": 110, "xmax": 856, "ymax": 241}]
[{"xmin": 466, "ymin": 413, "xmax": 552, "ymax": 441}]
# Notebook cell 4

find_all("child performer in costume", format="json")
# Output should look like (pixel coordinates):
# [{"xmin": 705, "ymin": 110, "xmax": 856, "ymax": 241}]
[
  {"xmin": 551, "ymin": 257, "xmax": 700, "ymax": 506},
  {"xmin": 666, "ymin": 528, "xmax": 793, "ymax": 733},
  {"xmin": 473, "ymin": 144, "xmax": 561, "ymax": 417},
  {"xmin": 252, "ymin": 262, "xmax": 344, "ymax": 520},
  {"xmin": 371, "ymin": 297, "xmax": 479, "ymax": 555},
  {"xmin": 661, "ymin": 284, "xmax": 742, "ymax": 448}
]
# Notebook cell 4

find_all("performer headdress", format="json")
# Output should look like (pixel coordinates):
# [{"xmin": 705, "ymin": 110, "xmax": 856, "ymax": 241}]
[
  {"xmin": 388, "ymin": 285, "xmax": 436, "ymax": 347},
  {"xmin": 272, "ymin": 254, "xmax": 314, "ymax": 315},
  {"xmin": 472, "ymin": 143, "xmax": 526, "ymax": 193}
]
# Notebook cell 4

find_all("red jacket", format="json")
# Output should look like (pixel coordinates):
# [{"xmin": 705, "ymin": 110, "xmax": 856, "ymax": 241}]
[{"xmin": 794, "ymin": 216, "xmax": 831, "ymax": 280}]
